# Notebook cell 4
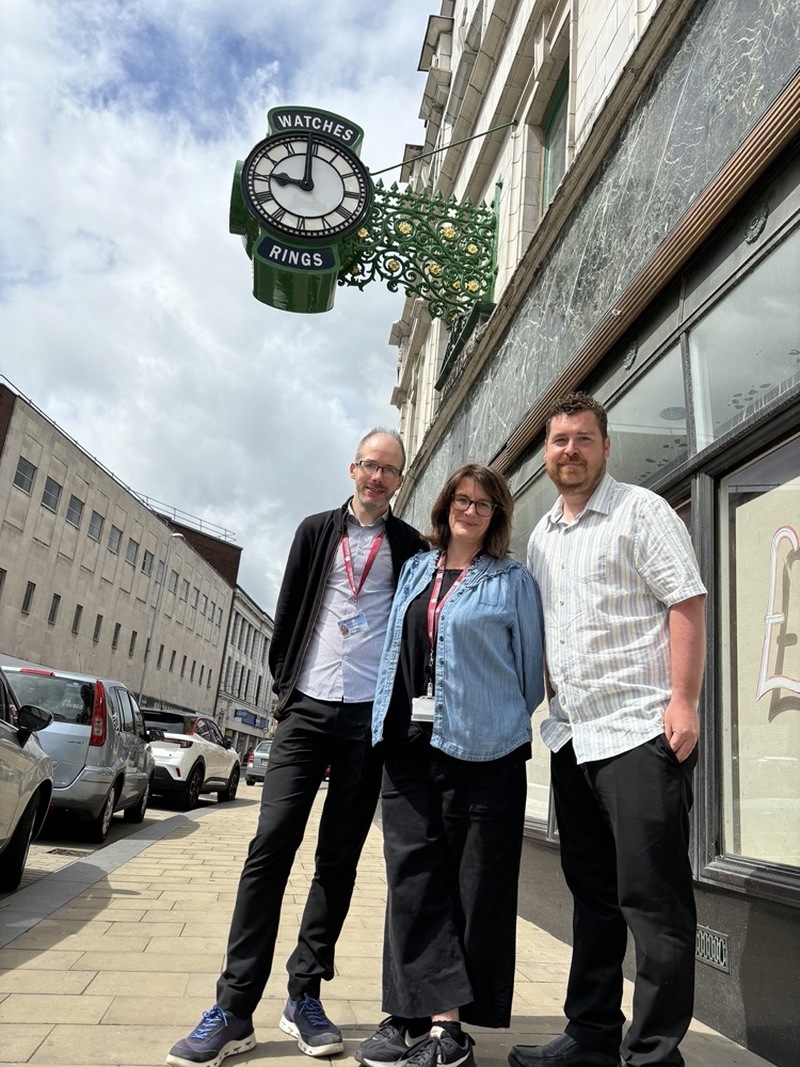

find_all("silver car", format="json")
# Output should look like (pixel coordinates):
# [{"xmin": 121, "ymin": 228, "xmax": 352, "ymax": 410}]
[
  {"xmin": 0, "ymin": 666, "xmax": 54, "ymax": 893},
  {"xmin": 3, "ymin": 665, "xmax": 155, "ymax": 843},
  {"xmin": 245, "ymin": 739, "xmax": 273, "ymax": 786}
]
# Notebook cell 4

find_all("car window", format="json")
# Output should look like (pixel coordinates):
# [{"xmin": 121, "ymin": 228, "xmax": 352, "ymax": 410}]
[
  {"xmin": 194, "ymin": 718, "xmax": 214, "ymax": 742},
  {"xmin": 0, "ymin": 674, "xmax": 15, "ymax": 726},
  {"xmin": 113, "ymin": 687, "xmax": 134, "ymax": 732},
  {"xmin": 208, "ymin": 721, "xmax": 226, "ymax": 747},
  {"xmin": 8, "ymin": 674, "xmax": 94, "ymax": 725},
  {"xmin": 128, "ymin": 691, "xmax": 146, "ymax": 737}
]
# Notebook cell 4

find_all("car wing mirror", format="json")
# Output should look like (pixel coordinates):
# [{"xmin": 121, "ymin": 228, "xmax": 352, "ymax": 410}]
[{"xmin": 17, "ymin": 703, "xmax": 54, "ymax": 739}]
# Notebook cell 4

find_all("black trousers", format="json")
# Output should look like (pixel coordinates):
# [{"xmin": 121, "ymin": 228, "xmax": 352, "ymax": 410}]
[
  {"xmin": 380, "ymin": 730, "xmax": 528, "ymax": 1028},
  {"xmin": 551, "ymin": 736, "xmax": 697, "ymax": 1067},
  {"xmin": 216, "ymin": 691, "xmax": 382, "ymax": 1016}
]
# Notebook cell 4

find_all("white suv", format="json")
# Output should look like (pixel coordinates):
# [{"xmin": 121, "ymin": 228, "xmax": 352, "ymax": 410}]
[{"xmin": 146, "ymin": 711, "xmax": 240, "ymax": 809}]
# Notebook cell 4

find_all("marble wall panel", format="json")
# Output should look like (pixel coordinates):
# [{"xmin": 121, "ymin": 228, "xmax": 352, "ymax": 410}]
[{"xmin": 405, "ymin": 0, "xmax": 799, "ymax": 513}]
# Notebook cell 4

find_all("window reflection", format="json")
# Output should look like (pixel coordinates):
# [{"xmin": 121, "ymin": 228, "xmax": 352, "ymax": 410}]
[
  {"xmin": 689, "ymin": 230, "xmax": 800, "ymax": 448},
  {"xmin": 606, "ymin": 345, "xmax": 689, "ymax": 485}
]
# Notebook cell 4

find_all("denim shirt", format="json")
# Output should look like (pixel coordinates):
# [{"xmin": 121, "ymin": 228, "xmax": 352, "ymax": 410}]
[{"xmin": 372, "ymin": 550, "xmax": 545, "ymax": 761}]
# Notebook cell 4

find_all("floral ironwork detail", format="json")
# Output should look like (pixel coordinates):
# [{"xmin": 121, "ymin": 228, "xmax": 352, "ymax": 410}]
[{"xmin": 338, "ymin": 181, "xmax": 497, "ymax": 324}]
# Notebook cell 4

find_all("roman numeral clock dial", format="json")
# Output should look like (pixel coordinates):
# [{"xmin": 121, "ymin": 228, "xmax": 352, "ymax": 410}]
[{"xmin": 241, "ymin": 130, "xmax": 373, "ymax": 242}]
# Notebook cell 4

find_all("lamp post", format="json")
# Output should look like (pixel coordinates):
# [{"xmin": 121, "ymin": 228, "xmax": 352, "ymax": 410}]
[{"xmin": 138, "ymin": 532, "xmax": 184, "ymax": 706}]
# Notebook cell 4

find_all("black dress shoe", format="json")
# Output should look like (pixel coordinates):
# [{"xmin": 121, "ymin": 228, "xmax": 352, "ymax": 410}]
[{"xmin": 508, "ymin": 1034, "xmax": 620, "ymax": 1067}]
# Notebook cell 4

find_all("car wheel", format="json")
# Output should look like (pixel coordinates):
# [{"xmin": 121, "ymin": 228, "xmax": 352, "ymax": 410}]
[
  {"xmin": 180, "ymin": 764, "xmax": 204, "ymax": 810},
  {"xmin": 123, "ymin": 775, "xmax": 151, "ymax": 823},
  {"xmin": 86, "ymin": 788, "xmax": 116, "ymax": 843},
  {"xmin": 218, "ymin": 764, "xmax": 240, "ymax": 803},
  {"xmin": 0, "ymin": 796, "xmax": 40, "ymax": 893}
]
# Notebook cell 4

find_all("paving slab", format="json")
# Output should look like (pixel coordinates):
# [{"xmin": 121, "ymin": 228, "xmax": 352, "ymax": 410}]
[{"xmin": 0, "ymin": 791, "xmax": 775, "ymax": 1067}]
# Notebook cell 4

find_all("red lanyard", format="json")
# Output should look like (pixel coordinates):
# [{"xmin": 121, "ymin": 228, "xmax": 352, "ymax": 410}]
[
  {"xmin": 426, "ymin": 552, "xmax": 472, "ymax": 647},
  {"xmin": 341, "ymin": 531, "xmax": 384, "ymax": 601}
]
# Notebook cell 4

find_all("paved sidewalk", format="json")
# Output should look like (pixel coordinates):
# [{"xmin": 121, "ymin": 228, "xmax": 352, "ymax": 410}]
[{"xmin": 0, "ymin": 790, "xmax": 772, "ymax": 1067}]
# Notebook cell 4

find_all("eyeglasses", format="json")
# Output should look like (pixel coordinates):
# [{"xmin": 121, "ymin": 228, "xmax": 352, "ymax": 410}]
[
  {"xmin": 451, "ymin": 493, "xmax": 495, "ymax": 517},
  {"xmin": 354, "ymin": 459, "xmax": 404, "ymax": 480}
]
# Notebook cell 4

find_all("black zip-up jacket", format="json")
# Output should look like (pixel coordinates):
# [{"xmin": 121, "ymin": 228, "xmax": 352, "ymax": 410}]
[{"xmin": 268, "ymin": 499, "xmax": 426, "ymax": 717}]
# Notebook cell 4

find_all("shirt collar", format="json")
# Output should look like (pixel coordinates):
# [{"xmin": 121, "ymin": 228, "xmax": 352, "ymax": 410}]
[
  {"xmin": 347, "ymin": 501, "xmax": 388, "ymax": 529},
  {"xmin": 547, "ymin": 471, "xmax": 617, "ymax": 526}
]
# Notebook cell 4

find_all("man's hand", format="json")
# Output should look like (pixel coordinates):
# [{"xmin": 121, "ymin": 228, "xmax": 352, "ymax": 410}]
[
  {"xmin": 665, "ymin": 594, "xmax": 706, "ymax": 762},
  {"xmin": 663, "ymin": 697, "xmax": 699, "ymax": 762}
]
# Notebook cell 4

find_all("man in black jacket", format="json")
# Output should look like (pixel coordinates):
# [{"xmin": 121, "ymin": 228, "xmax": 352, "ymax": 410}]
[{"xmin": 168, "ymin": 429, "xmax": 426, "ymax": 1067}]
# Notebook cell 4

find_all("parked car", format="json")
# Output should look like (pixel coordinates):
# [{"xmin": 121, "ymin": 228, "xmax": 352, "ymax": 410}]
[
  {"xmin": 0, "ymin": 666, "xmax": 54, "ymax": 892},
  {"xmin": 145, "ymin": 710, "xmax": 240, "ymax": 809},
  {"xmin": 3, "ymin": 665, "xmax": 155, "ymax": 843},
  {"xmin": 244, "ymin": 740, "xmax": 272, "ymax": 786}
]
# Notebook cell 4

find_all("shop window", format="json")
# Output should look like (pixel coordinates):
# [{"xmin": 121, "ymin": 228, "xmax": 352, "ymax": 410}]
[
  {"xmin": 688, "ymin": 228, "xmax": 800, "ymax": 450},
  {"xmin": 718, "ymin": 433, "xmax": 800, "ymax": 870},
  {"xmin": 541, "ymin": 68, "xmax": 569, "ymax": 212},
  {"xmin": 606, "ymin": 345, "xmax": 689, "ymax": 485},
  {"xmin": 13, "ymin": 456, "xmax": 36, "ymax": 494}
]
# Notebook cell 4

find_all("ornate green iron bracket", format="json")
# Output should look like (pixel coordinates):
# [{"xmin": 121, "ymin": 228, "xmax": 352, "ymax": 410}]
[{"xmin": 338, "ymin": 181, "xmax": 497, "ymax": 325}]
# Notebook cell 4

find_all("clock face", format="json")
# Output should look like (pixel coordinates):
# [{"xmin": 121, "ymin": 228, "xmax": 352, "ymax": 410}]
[{"xmin": 241, "ymin": 131, "xmax": 373, "ymax": 242}]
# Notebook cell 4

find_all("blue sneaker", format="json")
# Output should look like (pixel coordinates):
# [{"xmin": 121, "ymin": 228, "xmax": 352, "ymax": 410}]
[
  {"xmin": 279, "ymin": 993, "xmax": 344, "ymax": 1057},
  {"xmin": 166, "ymin": 1005, "xmax": 256, "ymax": 1067}
]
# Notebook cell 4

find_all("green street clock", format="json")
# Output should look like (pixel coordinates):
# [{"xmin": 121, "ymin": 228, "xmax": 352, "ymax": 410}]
[
  {"xmin": 231, "ymin": 106, "xmax": 374, "ymax": 313},
  {"xmin": 241, "ymin": 130, "xmax": 373, "ymax": 242},
  {"xmin": 230, "ymin": 105, "xmax": 498, "ymax": 320}
]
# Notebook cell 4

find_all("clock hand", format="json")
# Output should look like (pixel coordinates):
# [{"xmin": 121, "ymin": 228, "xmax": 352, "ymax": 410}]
[
  {"xmin": 300, "ymin": 135, "xmax": 315, "ymax": 191},
  {"xmin": 272, "ymin": 172, "xmax": 305, "ymax": 188}
]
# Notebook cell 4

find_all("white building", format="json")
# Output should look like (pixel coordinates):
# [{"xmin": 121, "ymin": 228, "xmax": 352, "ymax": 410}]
[
  {"xmin": 0, "ymin": 381, "xmax": 236, "ymax": 716},
  {"xmin": 216, "ymin": 586, "xmax": 275, "ymax": 757}
]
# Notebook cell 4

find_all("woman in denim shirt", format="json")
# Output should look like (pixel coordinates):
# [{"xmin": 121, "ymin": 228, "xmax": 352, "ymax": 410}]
[{"xmin": 357, "ymin": 465, "xmax": 545, "ymax": 1067}]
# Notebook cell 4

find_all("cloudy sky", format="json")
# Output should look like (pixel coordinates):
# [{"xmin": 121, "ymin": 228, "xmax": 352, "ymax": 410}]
[{"xmin": 1, "ymin": 0, "xmax": 435, "ymax": 613}]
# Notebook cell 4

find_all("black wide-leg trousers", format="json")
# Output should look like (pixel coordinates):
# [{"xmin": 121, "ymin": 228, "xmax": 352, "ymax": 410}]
[
  {"xmin": 380, "ymin": 732, "xmax": 528, "ymax": 1029},
  {"xmin": 552, "ymin": 736, "xmax": 697, "ymax": 1067},
  {"xmin": 216, "ymin": 691, "xmax": 382, "ymax": 1016}
]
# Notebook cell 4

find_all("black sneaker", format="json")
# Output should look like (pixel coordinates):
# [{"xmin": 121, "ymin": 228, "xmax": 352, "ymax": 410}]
[
  {"xmin": 166, "ymin": 1005, "xmax": 256, "ymax": 1067},
  {"xmin": 398, "ymin": 1026, "xmax": 475, "ymax": 1067},
  {"xmin": 355, "ymin": 1017, "xmax": 429, "ymax": 1067},
  {"xmin": 279, "ymin": 993, "xmax": 344, "ymax": 1057}
]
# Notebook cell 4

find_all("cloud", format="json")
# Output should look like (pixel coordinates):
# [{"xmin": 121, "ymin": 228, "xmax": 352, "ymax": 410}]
[{"xmin": 0, "ymin": 0, "xmax": 432, "ymax": 612}]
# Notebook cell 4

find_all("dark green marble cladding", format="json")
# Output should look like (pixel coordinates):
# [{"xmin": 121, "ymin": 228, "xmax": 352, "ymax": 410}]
[{"xmin": 404, "ymin": 0, "xmax": 800, "ymax": 526}]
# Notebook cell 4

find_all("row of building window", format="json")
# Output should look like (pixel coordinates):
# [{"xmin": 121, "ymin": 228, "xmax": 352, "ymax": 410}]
[
  {"xmin": 222, "ymin": 654, "xmax": 267, "ymax": 709},
  {"xmin": 11, "ymin": 454, "xmax": 223, "ymax": 628},
  {"xmin": 10, "ymin": 575, "xmax": 214, "ymax": 689},
  {"xmin": 230, "ymin": 611, "xmax": 269, "ymax": 664}
]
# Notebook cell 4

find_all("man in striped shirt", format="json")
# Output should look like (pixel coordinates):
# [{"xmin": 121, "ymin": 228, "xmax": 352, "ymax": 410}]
[{"xmin": 510, "ymin": 392, "xmax": 706, "ymax": 1067}]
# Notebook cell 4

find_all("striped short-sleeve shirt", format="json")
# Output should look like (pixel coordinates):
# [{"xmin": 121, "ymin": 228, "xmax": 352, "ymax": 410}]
[{"xmin": 527, "ymin": 472, "xmax": 706, "ymax": 763}]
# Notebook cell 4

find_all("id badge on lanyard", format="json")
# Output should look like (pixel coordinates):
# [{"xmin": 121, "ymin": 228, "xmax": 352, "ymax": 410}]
[{"xmin": 410, "ymin": 553, "xmax": 472, "ymax": 722}]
